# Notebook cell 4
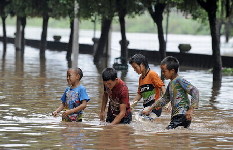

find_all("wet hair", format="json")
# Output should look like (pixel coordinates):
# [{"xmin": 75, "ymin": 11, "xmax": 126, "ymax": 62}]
[
  {"xmin": 69, "ymin": 67, "xmax": 83, "ymax": 80},
  {"xmin": 160, "ymin": 56, "xmax": 179, "ymax": 73},
  {"xmin": 102, "ymin": 68, "xmax": 117, "ymax": 81},
  {"xmin": 129, "ymin": 54, "xmax": 149, "ymax": 69}
]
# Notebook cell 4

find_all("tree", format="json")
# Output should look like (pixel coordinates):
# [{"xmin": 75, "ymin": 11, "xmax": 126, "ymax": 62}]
[
  {"xmin": 0, "ymin": 0, "xmax": 10, "ymax": 57},
  {"xmin": 48, "ymin": 0, "xmax": 74, "ymax": 61},
  {"xmin": 196, "ymin": 0, "xmax": 231, "ymax": 82},
  {"xmin": 79, "ymin": 0, "xmax": 115, "ymax": 66},
  {"xmin": 116, "ymin": 0, "xmax": 144, "ymax": 65},
  {"xmin": 32, "ymin": 0, "xmax": 50, "ymax": 58},
  {"xmin": 6, "ymin": 0, "xmax": 35, "ymax": 53},
  {"xmin": 222, "ymin": 0, "xmax": 233, "ymax": 43},
  {"xmin": 116, "ymin": 0, "xmax": 128, "ymax": 65},
  {"xmin": 174, "ymin": 0, "xmax": 233, "ymax": 82},
  {"xmin": 142, "ymin": 0, "xmax": 168, "ymax": 62}
]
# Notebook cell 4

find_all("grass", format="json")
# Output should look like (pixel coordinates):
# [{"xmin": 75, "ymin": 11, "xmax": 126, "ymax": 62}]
[
  {"xmin": 209, "ymin": 68, "xmax": 233, "ymax": 76},
  {"xmin": 2, "ymin": 11, "xmax": 210, "ymax": 35},
  {"xmin": 222, "ymin": 68, "xmax": 233, "ymax": 76}
]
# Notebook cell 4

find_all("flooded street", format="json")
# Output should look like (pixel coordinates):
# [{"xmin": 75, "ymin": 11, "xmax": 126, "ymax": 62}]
[{"xmin": 1, "ymin": 43, "xmax": 233, "ymax": 149}]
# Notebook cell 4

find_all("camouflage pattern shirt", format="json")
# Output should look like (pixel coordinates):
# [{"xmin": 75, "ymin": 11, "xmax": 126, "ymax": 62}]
[{"xmin": 154, "ymin": 76, "xmax": 199, "ymax": 118}]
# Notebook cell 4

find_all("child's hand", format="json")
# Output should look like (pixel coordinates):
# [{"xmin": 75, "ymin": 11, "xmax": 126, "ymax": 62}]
[
  {"xmin": 141, "ymin": 106, "xmax": 152, "ymax": 115},
  {"xmin": 164, "ymin": 102, "xmax": 171, "ymax": 112},
  {"xmin": 52, "ymin": 111, "xmax": 58, "ymax": 117},
  {"xmin": 99, "ymin": 112, "xmax": 105, "ymax": 121},
  {"xmin": 185, "ymin": 108, "xmax": 194, "ymax": 120},
  {"xmin": 62, "ymin": 109, "xmax": 74, "ymax": 118},
  {"xmin": 130, "ymin": 100, "xmax": 138, "ymax": 109}
]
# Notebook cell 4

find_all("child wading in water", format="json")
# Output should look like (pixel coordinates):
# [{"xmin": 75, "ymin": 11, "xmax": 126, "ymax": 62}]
[
  {"xmin": 129, "ymin": 54, "xmax": 166, "ymax": 118},
  {"xmin": 99, "ymin": 68, "xmax": 132, "ymax": 125},
  {"xmin": 52, "ymin": 68, "xmax": 90, "ymax": 122},
  {"xmin": 143, "ymin": 56, "xmax": 199, "ymax": 129}
]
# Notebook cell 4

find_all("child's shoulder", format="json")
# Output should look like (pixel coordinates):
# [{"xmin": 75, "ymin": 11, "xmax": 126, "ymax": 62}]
[
  {"xmin": 65, "ymin": 86, "xmax": 71, "ymax": 91},
  {"xmin": 172, "ymin": 76, "xmax": 183, "ymax": 82},
  {"xmin": 77, "ymin": 85, "xmax": 87, "ymax": 90},
  {"xmin": 148, "ymin": 70, "xmax": 160, "ymax": 78},
  {"xmin": 173, "ymin": 76, "xmax": 192, "ymax": 85},
  {"xmin": 70, "ymin": 85, "xmax": 87, "ymax": 92},
  {"xmin": 149, "ymin": 69, "xmax": 159, "ymax": 75},
  {"xmin": 117, "ymin": 79, "xmax": 128, "ymax": 88}
]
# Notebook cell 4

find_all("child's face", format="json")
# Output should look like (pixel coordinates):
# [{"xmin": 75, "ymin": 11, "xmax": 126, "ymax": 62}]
[
  {"xmin": 160, "ymin": 64, "xmax": 174, "ymax": 80},
  {"xmin": 103, "ymin": 79, "xmax": 118, "ymax": 90},
  {"xmin": 130, "ymin": 62, "xmax": 144, "ymax": 74},
  {"xmin": 66, "ymin": 69, "xmax": 79, "ymax": 86}
]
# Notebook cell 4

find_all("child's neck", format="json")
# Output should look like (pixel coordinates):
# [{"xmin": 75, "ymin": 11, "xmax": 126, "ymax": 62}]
[
  {"xmin": 142, "ymin": 68, "xmax": 150, "ymax": 78},
  {"xmin": 171, "ymin": 74, "xmax": 178, "ymax": 80},
  {"xmin": 71, "ymin": 82, "xmax": 80, "ymax": 89}
]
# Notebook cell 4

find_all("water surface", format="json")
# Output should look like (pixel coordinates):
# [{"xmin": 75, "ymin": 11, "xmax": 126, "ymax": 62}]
[{"xmin": 0, "ymin": 43, "xmax": 233, "ymax": 149}]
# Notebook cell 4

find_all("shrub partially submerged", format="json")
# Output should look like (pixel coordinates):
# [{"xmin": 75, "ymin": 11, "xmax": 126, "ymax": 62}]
[
  {"xmin": 208, "ymin": 68, "xmax": 233, "ymax": 76},
  {"xmin": 222, "ymin": 68, "xmax": 233, "ymax": 75}
]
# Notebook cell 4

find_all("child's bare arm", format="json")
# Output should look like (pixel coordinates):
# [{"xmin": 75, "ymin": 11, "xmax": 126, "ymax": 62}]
[
  {"xmin": 100, "ymin": 93, "xmax": 108, "ymax": 121},
  {"xmin": 62, "ymin": 100, "xmax": 87, "ymax": 116},
  {"xmin": 109, "ymin": 103, "xmax": 126, "ymax": 125},
  {"xmin": 161, "ymin": 85, "xmax": 166, "ymax": 95},
  {"xmin": 130, "ymin": 93, "xmax": 142, "ymax": 108},
  {"xmin": 52, "ymin": 102, "xmax": 65, "ymax": 116}
]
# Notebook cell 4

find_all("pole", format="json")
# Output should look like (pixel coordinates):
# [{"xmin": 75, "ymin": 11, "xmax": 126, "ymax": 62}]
[
  {"xmin": 72, "ymin": 0, "xmax": 79, "ymax": 68},
  {"xmin": 165, "ymin": 8, "xmax": 169, "ymax": 43},
  {"xmin": 15, "ymin": 17, "xmax": 22, "ymax": 51}
]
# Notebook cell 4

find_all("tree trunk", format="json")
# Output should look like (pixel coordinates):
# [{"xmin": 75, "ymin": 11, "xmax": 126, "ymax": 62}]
[
  {"xmin": 15, "ymin": 17, "xmax": 22, "ymax": 51},
  {"xmin": 93, "ymin": 18, "xmax": 112, "ymax": 65},
  {"xmin": 148, "ymin": 3, "xmax": 166, "ymax": 61},
  {"xmin": 208, "ymin": 12, "xmax": 222, "ymax": 82},
  {"xmin": 40, "ymin": 15, "xmax": 49, "ymax": 58},
  {"xmin": 224, "ymin": 19, "xmax": 231, "ymax": 43},
  {"xmin": 1, "ymin": 15, "xmax": 7, "ymax": 58},
  {"xmin": 117, "ymin": 0, "xmax": 128, "ymax": 65},
  {"xmin": 20, "ymin": 17, "xmax": 26, "ymax": 54},
  {"xmin": 66, "ymin": 20, "xmax": 74, "ymax": 62},
  {"xmin": 119, "ymin": 14, "xmax": 128, "ymax": 65},
  {"xmin": 197, "ymin": 0, "xmax": 222, "ymax": 82},
  {"xmin": 156, "ymin": 15, "xmax": 166, "ymax": 61}
]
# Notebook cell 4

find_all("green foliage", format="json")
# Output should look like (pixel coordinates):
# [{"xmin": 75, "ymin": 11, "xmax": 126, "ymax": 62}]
[
  {"xmin": 78, "ymin": 0, "xmax": 116, "ymax": 20},
  {"xmin": 209, "ymin": 68, "xmax": 233, "ymax": 76},
  {"xmin": 5, "ymin": 0, "xmax": 33, "ymax": 17},
  {"xmin": 48, "ymin": 0, "xmax": 74, "ymax": 19},
  {"xmin": 222, "ymin": 68, "xmax": 233, "ymax": 76},
  {"xmin": 0, "ymin": 0, "xmax": 10, "ymax": 16},
  {"xmin": 78, "ymin": 0, "xmax": 144, "ymax": 22},
  {"xmin": 3, "ymin": 11, "xmax": 210, "ymax": 34}
]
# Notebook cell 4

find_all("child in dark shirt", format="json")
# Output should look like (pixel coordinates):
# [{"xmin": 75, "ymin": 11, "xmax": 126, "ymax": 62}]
[{"xmin": 99, "ymin": 68, "xmax": 132, "ymax": 125}]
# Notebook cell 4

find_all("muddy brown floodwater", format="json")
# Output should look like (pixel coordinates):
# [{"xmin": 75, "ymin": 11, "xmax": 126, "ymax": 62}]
[{"xmin": 0, "ymin": 44, "xmax": 233, "ymax": 149}]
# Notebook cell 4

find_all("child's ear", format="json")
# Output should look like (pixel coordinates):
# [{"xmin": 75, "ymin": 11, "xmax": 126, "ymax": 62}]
[
  {"xmin": 171, "ymin": 69, "xmax": 176, "ymax": 74},
  {"xmin": 77, "ymin": 74, "xmax": 80, "ymax": 80}
]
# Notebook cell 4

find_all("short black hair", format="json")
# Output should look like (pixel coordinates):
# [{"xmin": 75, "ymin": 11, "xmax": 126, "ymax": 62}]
[
  {"xmin": 161, "ymin": 56, "xmax": 179, "ymax": 73},
  {"xmin": 129, "ymin": 54, "xmax": 149, "ymax": 69},
  {"xmin": 69, "ymin": 67, "xmax": 83, "ymax": 80},
  {"xmin": 102, "ymin": 68, "xmax": 117, "ymax": 81}
]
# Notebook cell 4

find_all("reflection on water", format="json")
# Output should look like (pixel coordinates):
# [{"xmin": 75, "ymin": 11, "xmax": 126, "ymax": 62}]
[{"xmin": 1, "ymin": 43, "xmax": 233, "ymax": 149}]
